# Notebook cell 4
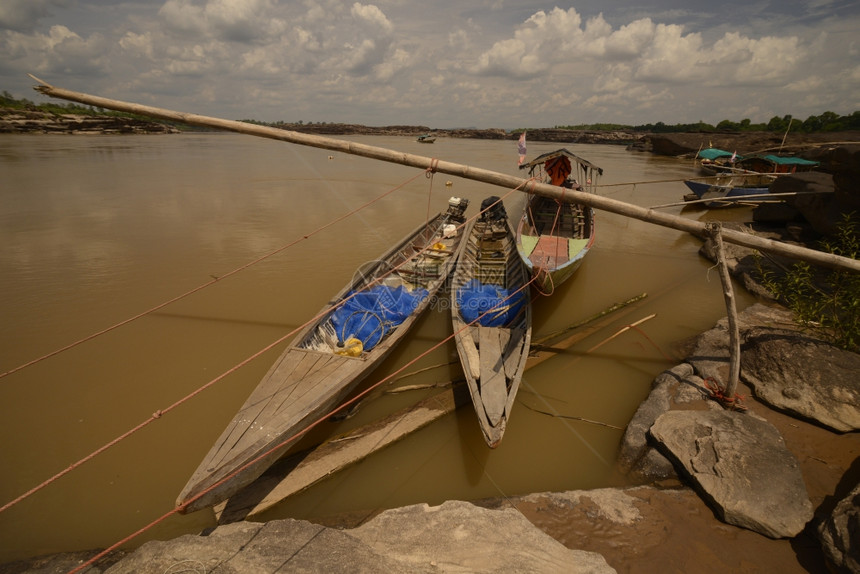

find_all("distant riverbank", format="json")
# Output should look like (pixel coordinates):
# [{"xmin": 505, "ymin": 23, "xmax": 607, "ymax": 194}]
[
  {"xmin": 0, "ymin": 106, "xmax": 638, "ymax": 144},
  {"xmin": 3, "ymin": 105, "xmax": 857, "ymax": 160}
]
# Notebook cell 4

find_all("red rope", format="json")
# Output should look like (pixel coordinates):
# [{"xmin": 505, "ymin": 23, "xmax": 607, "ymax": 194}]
[
  {"xmin": 4, "ymin": 175, "xmax": 532, "ymax": 517},
  {"xmin": 424, "ymin": 159, "xmax": 438, "ymax": 225},
  {"xmin": 0, "ymin": 172, "xmax": 439, "ymax": 516},
  {"xmin": 703, "ymin": 376, "xmax": 748, "ymax": 411},
  {"xmin": 0, "ymin": 171, "xmax": 428, "ymax": 382},
  {"xmin": 68, "ymin": 182, "xmax": 539, "ymax": 574}
]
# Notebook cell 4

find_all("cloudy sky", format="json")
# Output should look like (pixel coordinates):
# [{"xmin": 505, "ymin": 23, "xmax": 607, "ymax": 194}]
[{"xmin": 1, "ymin": 0, "xmax": 858, "ymax": 129}]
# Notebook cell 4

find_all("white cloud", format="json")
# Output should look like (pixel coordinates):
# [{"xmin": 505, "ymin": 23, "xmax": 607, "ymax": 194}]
[
  {"xmin": 0, "ymin": 0, "xmax": 59, "ymax": 32},
  {"xmin": 158, "ymin": 0, "xmax": 284, "ymax": 43},
  {"xmin": 1, "ymin": 0, "xmax": 858, "ymax": 127}
]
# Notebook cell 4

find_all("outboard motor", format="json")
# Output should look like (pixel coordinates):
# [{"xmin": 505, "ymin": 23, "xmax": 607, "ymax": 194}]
[{"xmin": 479, "ymin": 196, "xmax": 507, "ymax": 222}]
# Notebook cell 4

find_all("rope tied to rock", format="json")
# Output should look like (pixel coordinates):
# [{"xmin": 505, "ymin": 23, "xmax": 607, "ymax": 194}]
[{"xmin": 704, "ymin": 376, "xmax": 748, "ymax": 411}]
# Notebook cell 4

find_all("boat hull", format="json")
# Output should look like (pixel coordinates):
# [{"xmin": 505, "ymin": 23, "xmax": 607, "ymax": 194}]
[
  {"xmin": 177, "ymin": 202, "xmax": 469, "ymax": 513},
  {"xmin": 515, "ymin": 194, "xmax": 594, "ymax": 293},
  {"xmin": 683, "ymin": 179, "xmax": 770, "ymax": 208},
  {"xmin": 451, "ymin": 201, "xmax": 532, "ymax": 448}
]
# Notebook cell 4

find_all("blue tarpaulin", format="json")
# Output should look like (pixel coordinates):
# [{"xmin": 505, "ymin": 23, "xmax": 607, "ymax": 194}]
[
  {"xmin": 457, "ymin": 280, "xmax": 525, "ymax": 327},
  {"xmin": 331, "ymin": 285, "xmax": 429, "ymax": 351}
]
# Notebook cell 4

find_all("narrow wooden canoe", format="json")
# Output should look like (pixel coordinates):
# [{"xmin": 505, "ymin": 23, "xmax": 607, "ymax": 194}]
[
  {"xmin": 451, "ymin": 197, "xmax": 532, "ymax": 448},
  {"xmin": 517, "ymin": 149, "xmax": 601, "ymax": 293},
  {"xmin": 683, "ymin": 178, "xmax": 772, "ymax": 208},
  {"xmin": 176, "ymin": 197, "xmax": 470, "ymax": 513}
]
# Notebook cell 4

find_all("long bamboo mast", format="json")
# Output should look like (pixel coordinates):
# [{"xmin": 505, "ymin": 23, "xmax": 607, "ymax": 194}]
[{"xmin": 31, "ymin": 77, "xmax": 860, "ymax": 273}]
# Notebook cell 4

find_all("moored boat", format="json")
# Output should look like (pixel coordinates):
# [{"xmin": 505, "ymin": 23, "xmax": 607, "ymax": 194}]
[
  {"xmin": 451, "ymin": 197, "xmax": 532, "ymax": 448},
  {"xmin": 176, "ymin": 196, "xmax": 470, "ymax": 513},
  {"xmin": 683, "ymin": 176, "xmax": 772, "ymax": 208},
  {"xmin": 516, "ymin": 149, "xmax": 601, "ymax": 293},
  {"xmin": 697, "ymin": 148, "xmax": 738, "ymax": 175},
  {"xmin": 733, "ymin": 154, "xmax": 819, "ymax": 174},
  {"xmin": 417, "ymin": 133, "xmax": 436, "ymax": 143}
]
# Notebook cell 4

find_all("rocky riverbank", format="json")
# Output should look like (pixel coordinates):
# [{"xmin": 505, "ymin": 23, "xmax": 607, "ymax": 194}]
[
  {"xmin": 3, "ymin": 122, "xmax": 858, "ymax": 574},
  {"xmin": 0, "ymin": 107, "xmax": 180, "ymax": 135},
  {"xmin": 8, "ymin": 300, "xmax": 858, "ymax": 574}
]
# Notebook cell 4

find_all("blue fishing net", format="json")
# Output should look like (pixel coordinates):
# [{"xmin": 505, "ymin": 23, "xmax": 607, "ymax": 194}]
[
  {"xmin": 332, "ymin": 285, "xmax": 429, "ymax": 351},
  {"xmin": 457, "ymin": 280, "xmax": 525, "ymax": 327}
]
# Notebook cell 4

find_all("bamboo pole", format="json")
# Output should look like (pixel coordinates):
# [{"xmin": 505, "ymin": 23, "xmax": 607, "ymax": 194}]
[
  {"xmin": 706, "ymin": 222, "xmax": 742, "ymax": 406},
  {"xmin": 31, "ymin": 77, "xmax": 860, "ymax": 273},
  {"xmin": 650, "ymin": 190, "xmax": 834, "ymax": 210}
]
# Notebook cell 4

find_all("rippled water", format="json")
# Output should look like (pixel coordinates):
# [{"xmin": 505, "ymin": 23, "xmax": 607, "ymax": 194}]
[{"xmin": 0, "ymin": 133, "xmax": 754, "ymax": 562}]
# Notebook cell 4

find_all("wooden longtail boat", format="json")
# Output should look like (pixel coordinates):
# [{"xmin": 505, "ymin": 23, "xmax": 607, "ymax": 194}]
[
  {"xmin": 682, "ymin": 176, "xmax": 773, "ymax": 208},
  {"xmin": 176, "ymin": 197, "xmax": 470, "ymax": 513},
  {"xmin": 451, "ymin": 197, "xmax": 532, "ymax": 448},
  {"xmin": 516, "ymin": 149, "xmax": 601, "ymax": 293}
]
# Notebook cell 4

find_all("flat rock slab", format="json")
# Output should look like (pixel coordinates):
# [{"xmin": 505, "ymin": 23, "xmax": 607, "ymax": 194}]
[
  {"xmin": 649, "ymin": 409, "xmax": 813, "ymax": 539},
  {"xmin": 101, "ymin": 500, "xmax": 614, "ymax": 574},
  {"xmin": 741, "ymin": 328, "xmax": 860, "ymax": 432},
  {"xmin": 349, "ymin": 500, "xmax": 615, "ymax": 573}
]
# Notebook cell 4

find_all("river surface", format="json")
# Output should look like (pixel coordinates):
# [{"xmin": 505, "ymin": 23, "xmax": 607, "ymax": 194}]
[{"xmin": 0, "ymin": 133, "xmax": 755, "ymax": 562}]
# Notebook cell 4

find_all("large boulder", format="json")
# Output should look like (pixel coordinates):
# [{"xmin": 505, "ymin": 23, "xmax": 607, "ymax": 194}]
[
  {"xmin": 649, "ymin": 409, "xmax": 813, "ymax": 538},
  {"xmin": 99, "ymin": 500, "xmax": 614, "ymax": 574},
  {"xmin": 616, "ymin": 363, "xmax": 699, "ymax": 481},
  {"xmin": 816, "ymin": 480, "xmax": 860, "ymax": 573},
  {"xmin": 349, "ymin": 500, "xmax": 615, "ymax": 573},
  {"xmin": 741, "ymin": 328, "xmax": 860, "ymax": 432},
  {"xmin": 771, "ymin": 172, "xmax": 843, "ymax": 236}
]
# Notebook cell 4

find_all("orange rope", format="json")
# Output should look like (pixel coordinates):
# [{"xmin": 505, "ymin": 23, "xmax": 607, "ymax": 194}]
[
  {"xmin": 68, "ymin": 180, "xmax": 538, "ymax": 574},
  {"xmin": 1, "ymin": 172, "xmax": 442, "ymax": 515},
  {"xmin": 424, "ymin": 159, "xmax": 438, "ymax": 225},
  {"xmin": 703, "ymin": 376, "xmax": 748, "ymax": 411},
  {"xmin": 3, "ymin": 176, "xmax": 530, "ymax": 517},
  {"xmin": 0, "ymin": 171, "xmax": 428, "ymax": 382}
]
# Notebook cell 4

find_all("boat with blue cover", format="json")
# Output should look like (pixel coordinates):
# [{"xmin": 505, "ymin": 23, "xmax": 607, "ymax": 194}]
[
  {"xmin": 451, "ymin": 196, "xmax": 532, "ymax": 448},
  {"xmin": 176, "ymin": 196, "xmax": 470, "ymax": 513},
  {"xmin": 683, "ymin": 173, "xmax": 775, "ymax": 208}
]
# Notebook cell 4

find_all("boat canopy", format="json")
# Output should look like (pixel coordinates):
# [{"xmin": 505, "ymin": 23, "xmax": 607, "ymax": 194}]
[
  {"xmin": 758, "ymin": 155, "xmax": 820, "ymax": 167},
  {"xmin": 520, "ymin": 149, "xmax": 602, "ymax": 174},
  {"xmin": 519, "ymin": 148, "xmax": 603, "ymax": 187},
  {"xmin": 697, "ymin": 148, "xmax": 736, "ymax": 160}
]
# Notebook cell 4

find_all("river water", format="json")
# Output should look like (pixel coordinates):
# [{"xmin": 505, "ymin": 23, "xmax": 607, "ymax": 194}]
[{"xmin": 0, "ymin": 133, "xmax": 755, "ymax": 562}]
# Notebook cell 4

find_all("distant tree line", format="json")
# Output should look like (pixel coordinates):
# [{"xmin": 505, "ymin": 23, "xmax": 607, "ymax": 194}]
[
  {"xmin": 4, "ymin": 90, "xmax": 859, "ymax": 134},
  {"xmin": 557, "ymin": 111, "xmax": 860, "ymax": 134}
]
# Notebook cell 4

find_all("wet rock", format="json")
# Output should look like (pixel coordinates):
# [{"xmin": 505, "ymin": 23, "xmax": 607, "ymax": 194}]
[
  {"xmin": 649, "ymin": 409, "xmax": 813, "ymax": 539},
  {"xmin": 617, "ymin": 304, "xmax": 799, "ymax": 484},
  {"xmin": 771, "ymin": 171, "xmax": 844, "ymax": 236},
  {"xmin": 683, "ymin": 303, "xmax": 797, "ymax": 383},
  {"xmin": 616, "ymin": 363, "xmax": 698, "ymax": 481},
  {"xmin": 98, "ymin": 500, "xmax": 614, "ymax": 574},
  {"xmin": 741, "ymin": 329, "xmax": 860, "ymax": 432},
  {"xmin": 816, "ymin": 479, "xmax": 860, "ymax": 573},
  {"xmin": 349, "ymin": 500, "xmax": 615, "ymax": 573}
]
